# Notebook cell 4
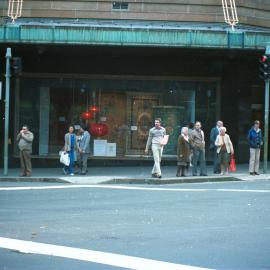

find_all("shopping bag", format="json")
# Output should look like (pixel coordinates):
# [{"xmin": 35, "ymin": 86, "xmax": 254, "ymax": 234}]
[
  {"xmin": 60, "ymin": 151, "xmax": 70, "ymax": 166},
  {"xmin": 229, "ymin": 154, "xmax": 236, "ymax": 172}
]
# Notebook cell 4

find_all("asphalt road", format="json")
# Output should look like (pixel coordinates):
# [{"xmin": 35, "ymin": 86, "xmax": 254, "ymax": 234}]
[{"xmin": 0, "ymin": 180, "xmax": 270, "ymax": 270}]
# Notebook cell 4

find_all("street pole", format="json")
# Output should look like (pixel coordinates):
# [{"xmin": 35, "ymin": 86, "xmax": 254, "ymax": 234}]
[
  {"xmin": 3, "ymin": 48, "xmax": 12, "ymax": 176},
  {"xmin": 264, "ymin": 79, "xmax": 269, "ymax": 173},
  {"xmin": 263, "ymin": 45, "xmax": 270, "ymax": 174}
]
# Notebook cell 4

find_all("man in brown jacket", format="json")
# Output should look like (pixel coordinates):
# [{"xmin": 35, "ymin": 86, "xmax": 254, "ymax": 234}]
[
  {"xmin": 16, "ymin": 125, "xmax": 34, "ymax": 177},
  {"xmin": 190, "ymin": 121, "xmax": 207, "ymax": 176}
]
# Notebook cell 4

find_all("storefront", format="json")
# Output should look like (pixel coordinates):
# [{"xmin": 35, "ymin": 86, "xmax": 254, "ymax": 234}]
[
  {"xmin": 15, "ymin": 74, "xmax": 220, "ymax": 160},
  {"xmin": 1, "ymin": 18, "xmax": 270, "ymax": 164}
]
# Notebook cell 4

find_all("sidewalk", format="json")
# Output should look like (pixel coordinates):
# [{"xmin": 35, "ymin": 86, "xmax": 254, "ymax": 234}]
[{"xmin": 0, "ymin": 163, "xmax": 270, "ymax": 185}]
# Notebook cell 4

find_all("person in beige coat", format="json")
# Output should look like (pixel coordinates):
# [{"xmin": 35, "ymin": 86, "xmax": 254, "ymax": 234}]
[
  {"xmin": 215, "ymin": 127, "xmax": 234, "ymax": 175},
  {"xmin": 16, "ymin": 125, "xmax": 34, "ymax": 177}
]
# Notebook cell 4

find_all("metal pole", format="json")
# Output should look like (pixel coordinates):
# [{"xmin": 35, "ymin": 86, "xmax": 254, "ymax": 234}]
[
  {"xmin": 3, "ymin": 48, "xmax": 12, "ymax": 176},
  {"xmin": 263, "ymin": 45, "xmax": 270, "ymax": 174},
  {"xmin": 263, "ymin": 79, "xmax": 269, "ymax": 173}
]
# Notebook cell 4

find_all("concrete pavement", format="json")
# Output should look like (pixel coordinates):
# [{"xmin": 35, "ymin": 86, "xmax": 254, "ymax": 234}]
[
  {"xmin": 0, "ymin": 163, "xmax": 270, "ymax": 184},
  {"xmin": 1, "ymin": 180, "xmax": 270, "ymax": 269}
]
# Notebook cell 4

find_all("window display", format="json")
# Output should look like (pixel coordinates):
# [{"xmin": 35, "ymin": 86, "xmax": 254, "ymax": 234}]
[{"xmin": 16, "ymin": 76, "xmax": 219, "ymax": 159}]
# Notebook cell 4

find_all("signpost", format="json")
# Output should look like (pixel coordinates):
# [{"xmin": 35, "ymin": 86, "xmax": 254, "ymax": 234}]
[{"xmin": 3, "ymin": 48, "xmax": 11, "ymax": 176}]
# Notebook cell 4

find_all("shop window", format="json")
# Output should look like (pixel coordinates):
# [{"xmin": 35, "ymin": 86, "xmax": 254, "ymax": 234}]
[
  {"xmin": 112, "ymin": 2, "xmax": 129, "ymax": 10},
  {"xmin": 16, "ymin": 77, "xmax": 219, "ymax": 159}
]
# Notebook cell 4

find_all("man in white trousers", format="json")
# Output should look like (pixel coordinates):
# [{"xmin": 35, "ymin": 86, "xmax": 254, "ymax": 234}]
[{"xmin": 145, "ymin": 118, "xmax": 166, "ymax": 178}]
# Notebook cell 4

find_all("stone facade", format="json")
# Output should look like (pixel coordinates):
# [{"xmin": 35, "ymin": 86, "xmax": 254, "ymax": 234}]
[{"xmin": 0, "ymin": 0, "xmax": 270, "ymax": 28}]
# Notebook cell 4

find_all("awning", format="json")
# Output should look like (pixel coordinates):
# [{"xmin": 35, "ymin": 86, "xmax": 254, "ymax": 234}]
[{"xmin": 0, "ymin": 19, "xmax": 270, "ymax": 50}]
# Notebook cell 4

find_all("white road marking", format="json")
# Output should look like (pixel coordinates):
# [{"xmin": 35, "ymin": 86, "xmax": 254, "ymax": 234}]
[
  {"xmin": 0, "ymin": 184, "xmax": 270, "ymax": 193},
  {"xmin": 0, "ymin": 237, "xmax": 212, "ymax": 270},
  {"xmin": 0, "ymin": 184, "xmax": 269, "ymax": 193}
]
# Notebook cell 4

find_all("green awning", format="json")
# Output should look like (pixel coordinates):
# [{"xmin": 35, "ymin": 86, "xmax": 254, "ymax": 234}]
[{"xmin": 0, "ymin": 21, "xmax": 270, "ymax": 49}]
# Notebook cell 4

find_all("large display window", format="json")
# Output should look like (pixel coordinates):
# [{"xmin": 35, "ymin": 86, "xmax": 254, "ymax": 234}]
[{"xmin": 14, "ymin": 75, "xmax": 220, "ymax": 159}]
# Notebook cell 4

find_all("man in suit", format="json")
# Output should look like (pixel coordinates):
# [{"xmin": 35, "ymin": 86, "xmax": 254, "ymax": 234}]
[
  {"xmin": 78, "ymin": 125, "xmax": 91, "ymax": 175},
  {"xmin": 210, "ymin": 120, "xmax": 223, "ymax": 174},
  {"xmin": 16, "ymin": 125, "xmax": 34, "ymax": 177}
]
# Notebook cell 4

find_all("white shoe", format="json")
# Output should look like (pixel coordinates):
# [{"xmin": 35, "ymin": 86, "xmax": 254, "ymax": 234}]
[
  {"xmin": 70, "ymin": 173, "xmax": 74, "ymax": 176},
  {"xmin": 220, "ymin": 172, "xmax": 224, "ymax": 176}
]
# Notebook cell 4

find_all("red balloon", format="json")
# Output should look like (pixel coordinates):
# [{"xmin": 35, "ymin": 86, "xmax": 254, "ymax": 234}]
[
  {"xmin": 89, "ymin": 123, "xmax": 108, "ymax": 137},
  {"xmin": 89, "ymin": 106, "xmax": 99, "ymax": 113},
  {"xmin": 81, "ymin": 111, "xmax": 94, "ymax": 120}
]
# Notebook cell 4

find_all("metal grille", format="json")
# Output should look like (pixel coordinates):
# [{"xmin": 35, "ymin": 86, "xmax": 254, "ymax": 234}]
[{"xmin": 7, "ymin": 0, "xmax": 23, "ymax": 23}]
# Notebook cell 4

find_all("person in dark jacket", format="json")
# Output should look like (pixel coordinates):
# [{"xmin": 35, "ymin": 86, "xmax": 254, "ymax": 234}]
[
  {"xmin": 176, "ymin": 127, "xmax": 191, "ymax": 177},
  {"xmin": 210, "ymin": 120, "xmax": 223, "ymax": 173},
  {"xmin": 248, "ymin": 120, "xmax": 263, "ymax": 175}
]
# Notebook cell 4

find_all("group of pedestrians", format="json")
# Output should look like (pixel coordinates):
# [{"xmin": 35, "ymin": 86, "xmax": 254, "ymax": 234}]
[
  {"xmin": 63, "ymin": 125, "xmax": 91, "ymax": 176},
  {"xmin": 145, "ymin": 119, "xmax": 263, "ymax": 178},
  {"xmin": 15, "ymin": 118, "xmax": 263, "ymax": 178}
]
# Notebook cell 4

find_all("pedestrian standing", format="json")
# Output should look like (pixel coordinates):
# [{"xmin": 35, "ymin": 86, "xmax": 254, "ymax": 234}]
[
  {"xmin": 248, "ymin": 120, "xmax": 263, "ymax": 175},
  {"xmin": 176, "ymin": 127, "xmax": 191, "ymax": 177},
  {"xmin": 145, "ymin": 118, "xmax": 166, "ymax": 178},
  {"xmin": 215, "ymin": 127, "xmax": 234, "ymax": 175},
  {"xmin": 210, "ymin": 120, "xmax": 223, "ymax": 174},
  {"xmin": 63, "ymin": 125, "xmax": 79, "ymax": 176},
  {"xmin": 187, "ymin": 122, "xmax": 194, "ymax": 167},
  {"xmin": 190, "ymin": 121, "xmax": 207, "ymax": 176},
  {"xmin": 16, "ymin": 125, "xmax": 34, "ymax": 177},
  {"xmin": 74, "ymin": 128, "xmax": 82, "ymax": 174},
  {"xmin": 78, "ymin": 125, "xmax": 91, "ymax": 175}
]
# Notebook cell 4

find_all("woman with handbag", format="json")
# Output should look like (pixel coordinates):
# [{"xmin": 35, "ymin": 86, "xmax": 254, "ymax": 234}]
[
  {"xmin": 63, "ymin": 125, "xmax": 79, "ymax": 176},
  {"xmin": 215, "ymin": 127, "xmax": 234, "ymax": 175},
  {"xmin": 176, "ymin": 127, "xmax": 191, "ymax": 177}
]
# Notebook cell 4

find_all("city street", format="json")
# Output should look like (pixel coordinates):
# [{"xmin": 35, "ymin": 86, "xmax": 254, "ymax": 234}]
[{"xmin": 0, "ymin": 180, "xmax": 270, "ymax": 270}]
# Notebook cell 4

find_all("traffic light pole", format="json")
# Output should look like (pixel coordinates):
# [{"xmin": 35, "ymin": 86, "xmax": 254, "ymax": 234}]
[
  {"xmin": 264, "ymin": 78, "xmax": 269, "ymax": 173},
  {"xmin": 263, "ymin": 45, "xmax": 270, "ymax": 173},
  {"xmin": 3, "ymin": 48, "xmax": 11, "ymax": 176}
]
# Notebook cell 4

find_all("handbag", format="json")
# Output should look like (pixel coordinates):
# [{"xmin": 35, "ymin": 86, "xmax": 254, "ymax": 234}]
[
  {"xmin": 59, "ymin": 151, "xmax": 70, "ymax": 166},
  {"xmin": 229, "ymin": 154, "xmax": 236, "ymax": 172}
]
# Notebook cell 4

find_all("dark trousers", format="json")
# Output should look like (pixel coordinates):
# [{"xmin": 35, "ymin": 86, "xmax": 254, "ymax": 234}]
[
  {"xmin": 212, "ymin": 147, "xmax": 221, "ymax": 173},
  {"xmin": 20, "ymin": 150, "xmax": 32, "ymax": 176},
  {"xmin": 78, "ymin": 153, "xmax": 89, "ymax": 173},
  {"xmin": 192, "ymin": 148, "xmax": 207, "ymax": 176}
]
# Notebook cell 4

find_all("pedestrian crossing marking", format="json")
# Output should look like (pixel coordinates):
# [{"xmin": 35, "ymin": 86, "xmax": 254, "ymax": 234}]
[
  {"xmin": 0, "ymin": 184, "xmax": 269, "ymax": 193},
  {"xmin": 0, "ymin": 237, "xmax": 212, "ymax": 270}
]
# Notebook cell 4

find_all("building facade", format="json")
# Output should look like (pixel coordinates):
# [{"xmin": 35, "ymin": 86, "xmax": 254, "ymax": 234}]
[{"xmin": 0, "ymin": 0, "xmax": 270, "ymax": 165}]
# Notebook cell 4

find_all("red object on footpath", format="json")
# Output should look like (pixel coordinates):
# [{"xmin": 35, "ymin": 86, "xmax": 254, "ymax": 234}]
[
  {"xmin": 230, "ymin": 154, "xmax": 236, "ymax": 172},
  {"xmin": 89, "ymin": 123, "xmax": 109, "ymax": 137}
]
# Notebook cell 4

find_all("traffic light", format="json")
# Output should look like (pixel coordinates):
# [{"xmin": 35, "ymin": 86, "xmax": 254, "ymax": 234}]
[
  {"xmin": 259, "ymin": 55, "xmax": 270, "ymax": 80},
  {"xmin": 11, "ymin": 57, "xmax": 22, "ymax": 75}
]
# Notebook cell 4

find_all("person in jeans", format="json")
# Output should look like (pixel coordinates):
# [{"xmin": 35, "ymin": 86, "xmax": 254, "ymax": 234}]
[
  {"xmin": 215, "ymin": 127, "xmax": 234, "ymax": 175},
  {"xmin": 16, "ymin": 125, "xmax": 34, "ymax": 177},
  {"xmin": 210, "ymin": 120, "xmax": 223, "ymax": 174},
  {"xmin": 145, "ymin": 118, "xmax": 166, "ymax": 178},
  {"xmin": 190, "ymin": 121, "xmax": 207, "ymax": 176},
  {"xmin": 63, "ymin": 125, "xmax": 79, "ymax": 176},
  {"xmin": 248, "ymin": 120, "xmax": 263, "ymax": 175}
]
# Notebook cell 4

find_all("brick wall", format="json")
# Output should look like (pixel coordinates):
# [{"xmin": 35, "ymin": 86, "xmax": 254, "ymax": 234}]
[{"xmin": 1, "ymin": 0, "xmax": 270, "ymax": 28}]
